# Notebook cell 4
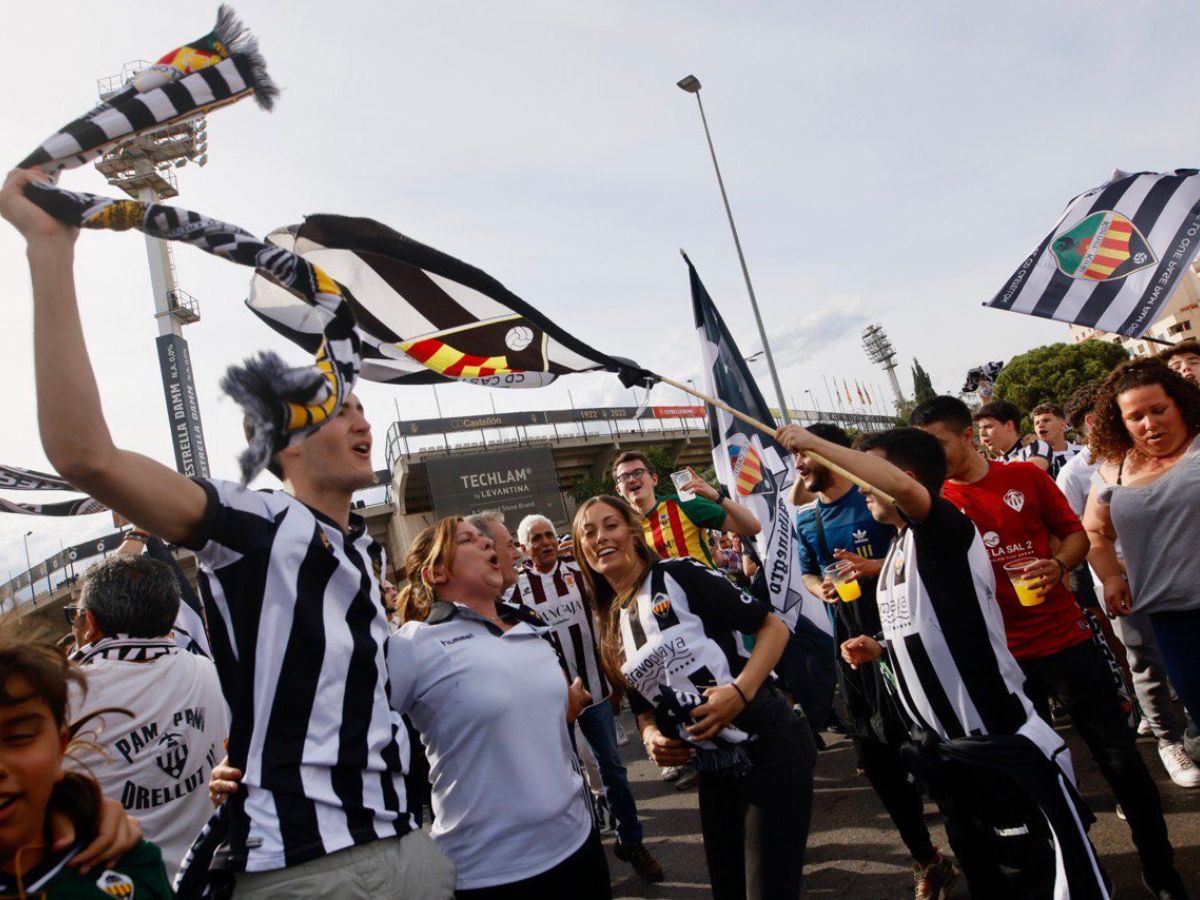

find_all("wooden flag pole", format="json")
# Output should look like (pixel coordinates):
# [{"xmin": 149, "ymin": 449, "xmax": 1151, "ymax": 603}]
[{"xmin": 658, "ymin": 375, "xmax": 897, "ymax": 507}]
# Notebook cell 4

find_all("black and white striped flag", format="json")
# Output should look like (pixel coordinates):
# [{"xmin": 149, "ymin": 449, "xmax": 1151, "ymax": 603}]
[
  {"xmin": 986, "ymin": 169, "xmax": 1200, "ymax": 337},
  {"xmin": 248, "ymin": 214, "xmax": 655, "ymax": 389}
]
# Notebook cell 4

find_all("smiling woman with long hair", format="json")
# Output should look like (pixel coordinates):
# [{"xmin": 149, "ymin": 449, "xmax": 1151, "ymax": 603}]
[
  {"xmin": 573, "ymin": 495, "xmax": 815, "ymax": 900},
  {"xmin": 1083, "ymin": 357, "xmax": 1200, "ymax": 728},
  {"xmin": 388, "ymin": 516, "xmax": 608, "ymax": 898}
]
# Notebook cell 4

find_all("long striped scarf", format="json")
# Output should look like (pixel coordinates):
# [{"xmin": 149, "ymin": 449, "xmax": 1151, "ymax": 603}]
[
  {"xmin": 19, "ymin": 5, "xmax": 276, "ymax": 177},
  {"xmin": 0, "ymin": 464, "xmax": 107, "ymax": 516},
  {"xmin": 25, "ymin": 182, "xmax": 360, "ymax": 483}
]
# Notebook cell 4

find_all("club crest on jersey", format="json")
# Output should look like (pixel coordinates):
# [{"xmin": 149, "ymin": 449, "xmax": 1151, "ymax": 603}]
[
  {"xmin": 318, "ymin": 530, "xmax": 332, "ymax": 551},
  {"xmin": 96, "ymin": 870, "xmax": 135, "ymax": 898},
  {"xmin": 154, "ymin": 730, "xmax": 189, "ymax": 780},
  {"xmin": 1003, "ymin": 489, "xmax": 1025, "ymax": 512},
  {"xmin": 651, "ymin": 593, "xmax": 672, "ymax": 619},
  {"xmin": 563, "ymin": 573, "xmax": 575, "ymax": 587}
]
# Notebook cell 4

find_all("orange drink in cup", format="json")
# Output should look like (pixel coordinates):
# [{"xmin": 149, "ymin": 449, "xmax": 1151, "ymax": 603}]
[
  {"xmin": 1003, "ymin": 560, "xmax": 1045, "ymax": 607},
  {"xmin": 824, "ymin": 562, "xmax": 861, "ymax": 602}
]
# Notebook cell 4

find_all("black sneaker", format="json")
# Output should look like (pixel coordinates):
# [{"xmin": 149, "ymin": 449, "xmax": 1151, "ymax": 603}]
[{"xmin": 614, "ymin": 840, "xmax": 665, "ymax": 883}]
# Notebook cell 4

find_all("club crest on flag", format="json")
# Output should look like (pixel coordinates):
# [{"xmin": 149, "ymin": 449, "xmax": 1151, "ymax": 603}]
[
  {"xmin": 1050, "ymin": 211, "xmax": 1155, "ymax": 282},
  {"xmin": 727, "ymin": 441, "xmax": 764, "ymax": 496}
]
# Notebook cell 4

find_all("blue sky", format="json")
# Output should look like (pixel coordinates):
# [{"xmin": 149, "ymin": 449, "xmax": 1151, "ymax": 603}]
[{"xmin": 2, "ymin": 0, "xmax": 1198, "ymax": 572}]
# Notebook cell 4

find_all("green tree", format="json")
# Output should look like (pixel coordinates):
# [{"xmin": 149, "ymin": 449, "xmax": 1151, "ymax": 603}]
[
  {"xmin": 911, "ymin": 359, "xmax": 937, "ymax": 405},
  {"xmin": 992, "ymin": 341, "xmax": 1128, "ymax": 415}
]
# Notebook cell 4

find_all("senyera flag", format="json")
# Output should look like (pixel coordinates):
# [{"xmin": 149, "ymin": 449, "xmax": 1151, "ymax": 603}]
[
  {"xmin": 247, "ymin": 214, "xmax": 655, "ymax": 389},
  {"xmin": 986, "ymin": 169, "xmax": 1200, "ymax": 337},
  {"xmin": 19, "ymin": 5, "xmax": 276, "ymax": 177},
  {"xmin": 686, "ymin": 253, "xmax": 831, "ymax": 639}
]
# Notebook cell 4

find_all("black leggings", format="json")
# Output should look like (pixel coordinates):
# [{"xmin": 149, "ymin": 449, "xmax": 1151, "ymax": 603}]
[
  {"xmin": 698, "ymin": 688, "xmax": 818, "ymax": 900},
  {"xmin": 454, "ymin": 829, "xmax": 611, "ymax": 899},
  {"xmin": 853, "ymin": 736, "xmax": 936, "ymax": 865}
]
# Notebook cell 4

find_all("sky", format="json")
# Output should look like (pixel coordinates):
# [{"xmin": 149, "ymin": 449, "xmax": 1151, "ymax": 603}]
[{"xmin": 2, "ymin": 0, "xmax": 1198, "ymax": 575}]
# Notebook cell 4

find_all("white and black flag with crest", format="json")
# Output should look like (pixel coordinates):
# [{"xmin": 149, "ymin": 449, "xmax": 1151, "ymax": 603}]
[
  {"xmin": 986, "ymin": 169, "xmax": 1200, "ymax": 337},
  {"xmin": 686, "ymin": 255, "xmax": 830, "ymax": 637}
]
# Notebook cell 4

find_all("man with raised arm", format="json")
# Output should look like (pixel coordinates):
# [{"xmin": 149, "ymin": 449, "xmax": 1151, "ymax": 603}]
[
  {"xmin": 911, "ymin": 395, "xmax": 1187, "ymax": 899},
  {"xmin": 775, "ymin": 422, "xmax": 1110, "ymax": 899},
  {"xmin": 0, "ymin": 167, "xmax": 455, "ymax": 898}
]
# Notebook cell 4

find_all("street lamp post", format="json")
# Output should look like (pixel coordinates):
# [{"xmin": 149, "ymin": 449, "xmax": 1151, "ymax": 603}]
[
  {"xmin": 805, "ymin": 389, "xmax": 823, "ymax": 418},
  {"xmin": 678, "ymin": 74, "xmax": 790, "ymax": 424},
  {"xmin": 22, "ymin": 531, "xmax": 33, "ymax": 609}
]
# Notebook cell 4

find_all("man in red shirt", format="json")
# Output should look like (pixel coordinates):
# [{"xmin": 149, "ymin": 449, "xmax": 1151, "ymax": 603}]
[{"xmin": 911, "ymin": 396, "xmax": 1185, "ymax": 899}]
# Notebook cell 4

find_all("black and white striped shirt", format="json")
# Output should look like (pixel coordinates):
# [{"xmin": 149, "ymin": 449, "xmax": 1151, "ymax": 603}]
[
  {"xmin": 185, "ymin": 479, "xmax": 411, "ymax": 872},
  {"xmin": 509, "ymin": 561, "xmax": 610, "ymax": 704},
  {"xmin": 619, "ymin": 558, "xmax": 769, "ymax": 716},
  {"xmin": 876, "ymin": 499, "xmax": 1064, "ymax": 761}
]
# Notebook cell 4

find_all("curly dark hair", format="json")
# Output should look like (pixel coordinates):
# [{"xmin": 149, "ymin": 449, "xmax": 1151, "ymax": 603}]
[{"xmin": 1086, "ymin": 357, "xmax": 1200, "ymax": 463}]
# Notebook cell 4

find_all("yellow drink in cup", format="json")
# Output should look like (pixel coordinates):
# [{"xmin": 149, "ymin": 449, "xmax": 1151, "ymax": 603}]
[
  {"xmin": 1003, "ymin": 560, "xmax": 1045, "ymax": 607},
  {"xmin": 824, "ymin": 562, "xmax": 861, "ymax": 603}
]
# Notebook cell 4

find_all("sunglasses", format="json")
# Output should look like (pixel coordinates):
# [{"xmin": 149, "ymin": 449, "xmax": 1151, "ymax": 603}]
[{"xmin": 64, "ymin": 605, "xmax": 82, "ymax": 626}]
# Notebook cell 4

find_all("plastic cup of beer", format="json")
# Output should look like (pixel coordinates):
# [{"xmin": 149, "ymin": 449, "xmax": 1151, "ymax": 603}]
[
  {"xmin": 670, "ymin": 468, "xmax": 697, "ymax": 501},
  {"xmin": 1003, "ymin": 560, "xmax": 1045, "ymax": 607},
  {"xmin": 824, "ymin": 562, "xmax": 861, "ymax": 602}
]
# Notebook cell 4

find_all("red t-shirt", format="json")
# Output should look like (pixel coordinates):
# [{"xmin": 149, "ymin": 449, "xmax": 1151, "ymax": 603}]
[{"xmin": 940, "ymin": 461, "xmax": 1090, "ymax": 661}]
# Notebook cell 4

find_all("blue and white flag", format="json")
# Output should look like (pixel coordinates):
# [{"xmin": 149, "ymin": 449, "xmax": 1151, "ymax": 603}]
[{"xmin": 686, "ymin": 254, "xmax": 831, "ymax": 637}]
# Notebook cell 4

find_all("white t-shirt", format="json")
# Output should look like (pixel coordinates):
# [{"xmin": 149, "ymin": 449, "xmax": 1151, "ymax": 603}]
[
  {"xmin": 68, "ymin": 637, "xmax": 228, "ymax": 877},
  {"xmin": 387, "ymin": 603, "xmax": 591, "ymax": 890},
  {"xmin": 1055, "ymin": 450, "xmax": 1123, "ymax": 591}
]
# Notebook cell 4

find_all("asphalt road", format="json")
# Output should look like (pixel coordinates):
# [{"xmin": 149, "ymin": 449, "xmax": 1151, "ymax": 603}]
[{"xmin": 602, "ymin": 709, "xmax": 1200, "ymax": 899}]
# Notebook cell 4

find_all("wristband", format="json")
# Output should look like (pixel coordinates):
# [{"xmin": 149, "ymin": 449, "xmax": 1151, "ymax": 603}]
[
  {"xmin": 715, "ymin": 485, "xmax": 731, "ymax": 502},
  {"xmin": 731, "ymin": 683, "xmax": 750, "ymax": 708},
  {"xmin": 1052, "ymin": 558, "xmax": 1068, "ymax": 579}
]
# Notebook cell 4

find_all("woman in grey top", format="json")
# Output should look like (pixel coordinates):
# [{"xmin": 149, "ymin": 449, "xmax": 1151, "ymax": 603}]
[{"xmin": 1083, "ymin": 357, "xmax": 1200, "ymax": 727}]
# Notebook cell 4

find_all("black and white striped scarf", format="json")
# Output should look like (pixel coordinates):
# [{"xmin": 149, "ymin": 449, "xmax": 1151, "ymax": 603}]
[
  {"xmin": 0, "ymin": 463, "xmax": 107, "ymax": 516},
  {"xmin": 24, "ymin": 183, "xmax": 361, "ymax": 484},
  {"xmin": 70, "ymin": 635, "xmax": 177, "ymax": 665},
  {"xmin": 18, "ymin": 5, "xmax": 275, "ymax": 177}
]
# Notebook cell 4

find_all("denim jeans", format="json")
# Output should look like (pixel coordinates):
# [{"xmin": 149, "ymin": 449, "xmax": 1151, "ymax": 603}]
[
  {"xmin": 1150, "ymin": 607, "xmax": 1200, "ymax": 731},
  {"xmin": 774, "ymin": 618, "xmax": 836, "ymax": 731},
  {"xmin": 576, "ymin": 701, "xmax": 643, "ymax": 845}
]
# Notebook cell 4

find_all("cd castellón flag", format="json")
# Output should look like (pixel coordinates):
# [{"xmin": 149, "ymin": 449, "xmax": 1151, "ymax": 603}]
[
  {"xmin": 248, "ymin": 215, "xmax": 653, "ymax": 389},
  {"xmin": 686, "ymin": 254, "xmax": 830, "ymax": 637},
  {"xmin": 986, "ymin": 169, "xmax": 1200, "ymax": 337}
]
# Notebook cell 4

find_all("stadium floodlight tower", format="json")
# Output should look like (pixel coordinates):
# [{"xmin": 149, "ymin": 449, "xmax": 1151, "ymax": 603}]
[
  {"xmin": 862, "ymin": 323, "xmax": 906, "ymax": 408},
  {"xmin": 93, "ymin": 61, "xmax": 210, "ymax": 478}
]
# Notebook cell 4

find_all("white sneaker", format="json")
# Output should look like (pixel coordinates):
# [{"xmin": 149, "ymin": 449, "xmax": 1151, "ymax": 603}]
[
  {"xmin": 1159, "ymin": 741, "xmax": 1200, "ymax": 788},
  {"xmin": 614, "ymin": 720, "xmax": 631, "ymax": 747},
  {"xmin": 660, "ymin": 765, "xmax": 681, "ymax": 782},
  {"xmin": 1137, "ymin": 718, "xmax": 1153, "ymax": 737}
]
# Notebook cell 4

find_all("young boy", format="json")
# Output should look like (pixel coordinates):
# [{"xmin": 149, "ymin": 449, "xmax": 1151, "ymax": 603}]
[
  {"xmin": 0, "ymin": 633, "xmax": 172, "ymax": 897},
  {"xmin": 774, "ymin": 423, "xmax": 1109, "ymax": 900}
]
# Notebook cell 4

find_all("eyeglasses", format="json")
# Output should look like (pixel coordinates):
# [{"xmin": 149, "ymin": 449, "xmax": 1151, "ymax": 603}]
[
  {"xmin": 64, "ymin": 605, "xmax": 81, "ymax": 626},
  {"xmin": 614, "ymin": 468, "xmax": 650, "ymax": 485}
]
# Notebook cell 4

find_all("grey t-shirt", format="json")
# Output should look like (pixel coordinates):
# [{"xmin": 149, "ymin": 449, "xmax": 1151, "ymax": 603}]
[{"xmin": 1099, "ymin": 434, "xmax": 1200, "ymax": 614}]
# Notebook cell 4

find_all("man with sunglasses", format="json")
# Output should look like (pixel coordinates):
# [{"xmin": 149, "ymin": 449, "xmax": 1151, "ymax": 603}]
[{"xmin": 65, "ymin": 554, "xmax": 227, "ymax": 879}]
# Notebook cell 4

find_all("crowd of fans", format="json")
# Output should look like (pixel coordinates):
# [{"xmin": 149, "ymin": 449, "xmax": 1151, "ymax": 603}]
[{"xmin": 1, "ymin": 167, "xmax": 1199, "ymax": 898}]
